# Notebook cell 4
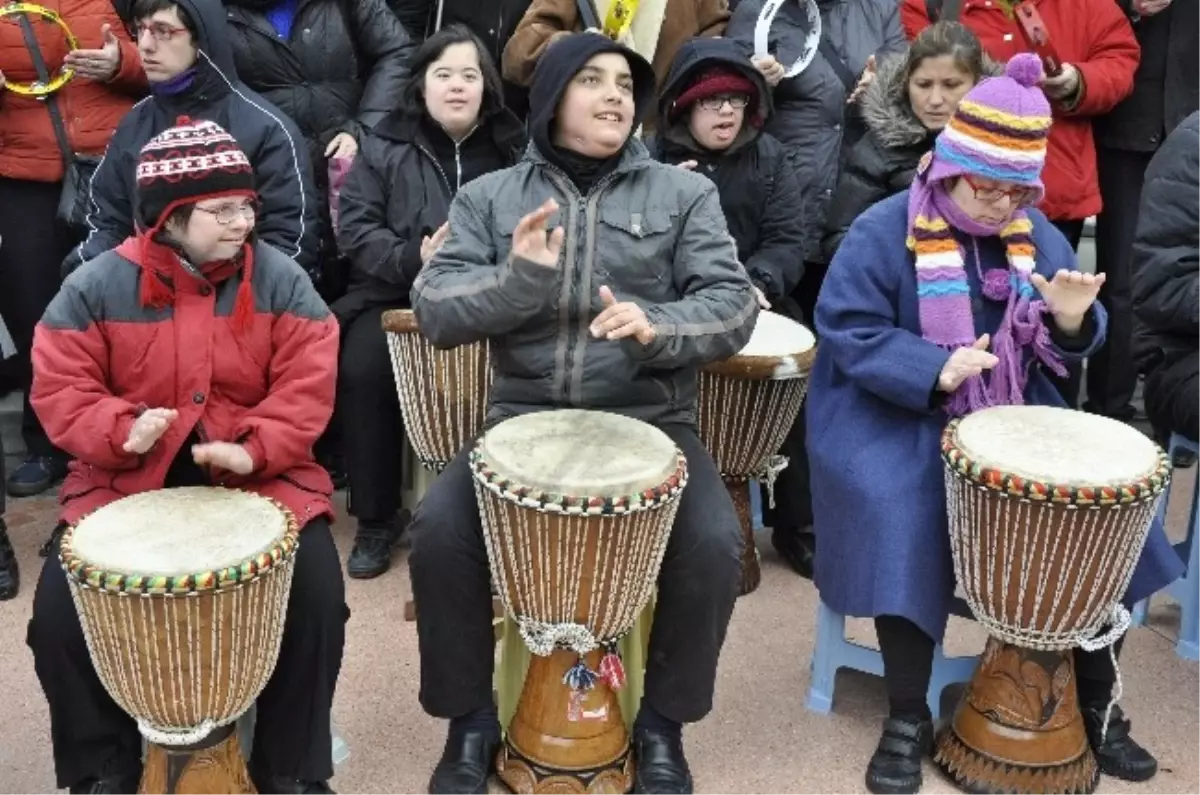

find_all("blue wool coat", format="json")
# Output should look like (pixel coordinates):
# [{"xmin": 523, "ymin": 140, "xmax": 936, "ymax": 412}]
[{"xmin": 806, "ymin": 191, "xmax": 1184, "ymax": 642}]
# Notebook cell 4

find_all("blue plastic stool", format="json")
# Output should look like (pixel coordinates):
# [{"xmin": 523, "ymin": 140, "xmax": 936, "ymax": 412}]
[
  {"xmin": 1131, "ymin": 433, "xmax": 1200, "ymax": 662},
  {"xmin": 806, "ymin": 601, "xmax": 980, "ymax": 720}
]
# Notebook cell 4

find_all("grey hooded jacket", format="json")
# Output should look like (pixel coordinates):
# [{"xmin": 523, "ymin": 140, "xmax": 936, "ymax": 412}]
[{"xmin": 412, "ymin": 140, "xmax": 759, "ymax": 427}]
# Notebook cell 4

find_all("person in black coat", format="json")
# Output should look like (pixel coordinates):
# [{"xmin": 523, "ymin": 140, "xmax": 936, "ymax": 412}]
[
  {"xmin": 822, "ymin": 21, "xmax": 995, "ymax": 261},
  {"xmin": 1089, "ymin": 0, "xmax": 1197, "ymax": 425},
  {"xmin": 224, "ymin": 0, "xmax": 415, "ymax": 301},
  {"xmin": 332, "ymin": 25, "xmax": 526, "ymax": 580}
]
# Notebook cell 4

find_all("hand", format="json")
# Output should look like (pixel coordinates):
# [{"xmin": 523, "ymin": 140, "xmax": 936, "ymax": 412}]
[
  {"xmin": 1030, "ymin": 269, "xmax": 1105, "ymax": 334},
  {"xmin": 324, "ymin": 132, "xmax": 358, "ymax": 159},
  {"xmin": 192, "ymin": 442, "xmax": 255, "ymax": 475},
  {"xmin": 753, "ymin": 285, "xmax": 771, "ymax": 309},
  {"xmin": 1040, "ymin": 63, "xmax": 1081, "ymax": 101},
  {"xmin": 421, "ymin": 221, "xmax": 449, "ymax": 265},
  {"xmin": 677, "ymin": 160, "xmax": 698, "ymax": 171},
  {"xmin": 123, "ymin": 407, "xmax": 178, "ymax": 454},
  {"xmin": 591, "ymin": 285, "xmax": 657, "ymax": 345},
  {"xmin": 510, "ymin": 198, "xmax": 564, "ymax": 268},
  {"xmin": 846, "ymin": 54, "xmax": 877, "ymax": 104},
  {"xmin": 752, "ymin": 55, "xmax": 785, "ymax": 87},
  {"xmin": 64, "ymin": 24, "xmax": 121, "ymax": 82},
  {"xmin": 1134, "ymin": 0, "xmax": 1171, "ymax": 16},
  {"xmin": 937, "ymin": 334, "xmax": 999, "ymax": 393},
  {"xmin": 0, "ymin": 70, "xmax": 5, "ymax": 90}
]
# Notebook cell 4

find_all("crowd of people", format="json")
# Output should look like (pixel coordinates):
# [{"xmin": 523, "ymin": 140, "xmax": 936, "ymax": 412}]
[{"xmin": 0, "ymin": 0, "xmax": 1195, "ymax": 793}]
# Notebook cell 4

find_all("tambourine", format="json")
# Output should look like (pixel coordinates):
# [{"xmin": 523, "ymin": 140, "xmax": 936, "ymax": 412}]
[
  {"xmin": 754, "ymin": 0, "xmax": 822, "ymax": 80},
  {"xmin": 0, "ymin": 1, "xmax": 79, "ymax": 97}
]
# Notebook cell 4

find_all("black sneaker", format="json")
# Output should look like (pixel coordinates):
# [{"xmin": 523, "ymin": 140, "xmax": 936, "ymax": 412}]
[
  {"xmin": 1083, "ymin": 704, "xmax": 1158, "ymax": 782},
  {"xmin": 866, "ymin": 716, "xmax": 933, "ymax": 794},
  {"xmin": 771, "ymin": 525, "xmax": 815, "ymax": 579},
  {"xmin": 346, "ymin": 511, "xmax": 409, "ymax": 579},
  {"xmin": 6, "ymin": 454, "xmax": 68, "ymax": 498},
  {"xmin": 0, "ymin": 519, "xmax": 17, "ymax": 601}
]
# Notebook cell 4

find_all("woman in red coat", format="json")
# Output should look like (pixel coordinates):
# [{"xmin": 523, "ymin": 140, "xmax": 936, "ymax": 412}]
[
  {"xmin": 25, "ymin": 118, "xmax": 344, "ymax": 794},
  {"xmin": 901, "ymin": 0, "xmax": 1139, "ymax": 408},
  {"xmin": 0, "ymin": 0, "xmax": 146, "ymax": 506}
]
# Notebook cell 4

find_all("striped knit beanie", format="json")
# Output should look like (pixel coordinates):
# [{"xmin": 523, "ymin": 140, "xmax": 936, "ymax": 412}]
[{"xmin": 906, "ymin": 54, "xmax": 1063, "ymax": 418}]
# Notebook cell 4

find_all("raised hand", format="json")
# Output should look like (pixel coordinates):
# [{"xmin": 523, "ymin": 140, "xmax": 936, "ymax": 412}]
[
  {"xmin": 324, "ymin": 132, "xmax": 358, "ymax": 159},
  {"xmin": 123, "ymin": 407, "xmax": 178, "ymax": 454},
  {"xmin": 64, "ymin": 24, "xmax": 121, "ymax": 82},
  {"xmin": 937, "ymin": 334, "xmax": 998, "ymax": 393},
  {"xmin": 421, "ymin": 221, "xmax": 450, "ymax": 265},
  {"xmin": 847, "ymin": 54, "xmax": 877, "ymax": 104},
  {"xmin": 192, "ymin": 442, "xmax": 255, "ymax": 475},
  {"xmin": 752, "ymin": 55, "xmax": 785, "ymax": 87},
  {"xmin": 1030, "ymin": 270, "xmax": 1105, "ymax": 334},
  {"xmin": 591, "ymin": 285, "xmax": 656, "ymax": 345},
  {"xmin": 510, "ymin": 199, "xmax": 564, "ymax": 269}
]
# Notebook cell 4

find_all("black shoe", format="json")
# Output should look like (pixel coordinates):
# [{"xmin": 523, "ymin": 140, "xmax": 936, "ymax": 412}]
[
  {"xmin": 1083, "ymin": 704, "xmax": 1158, "ymax": 782},
  {"xmin": 68, "ymin": 772, "xmax": 140, "ymax": 794},
  {"xmin": 6, "ymin": 454, "xmax": 68, "ymax": 498},
  {"xmin": 428, "ymin": 729, "xmax": 500, "ymax": 794},
  {"xmin": 0, "ymin": 519, "xmax": 17, "ymax": 601},
  {"xmin": 1172, "ymin": 447, "xmax": 1197, "ymax": 469},
  {"xmin": 251, "ymin": 774, "xmax": 335, "ymax": 794},
  {"xmin": 771, "ymin": 526, "xmax": 815, "ymax": 579},
  {"xmin": 632, "ymin": 729, "xmax": 693, "ymax": 794},
  {"xmin": 866, "ymin": 716, "xmax": 933, "ymax": 795},
  {"xmin": 346, "ymin": 512, "xmax": 409, "ymax": 579}
]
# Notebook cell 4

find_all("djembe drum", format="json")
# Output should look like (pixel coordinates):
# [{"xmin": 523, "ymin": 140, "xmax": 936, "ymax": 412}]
[
  {"xmin": 382, "ymin": 308, "xmax": 491, "ymax": 472},
  {"xmin": 696, "ymin": 310, "xmax": 816, "ymax": 594},
  {"xmin": 936, "ymin": 406, "xmax": 1170, "ymax": 794},
  {"xmin": 59, "ymin": 487, "xmax": 300, "ymax": 794},
  {"xmin": 472, "ymin": 409, "xmax": 687, "ymax": 794}
]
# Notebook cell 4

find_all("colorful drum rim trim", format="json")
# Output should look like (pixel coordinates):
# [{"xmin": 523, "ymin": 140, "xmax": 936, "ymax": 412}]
[
  {"xmin": 58, "ymin": 494, "xmax": 301, "ymax": 596},
  {"xmin": 0, "ymin": 2, "xmax": 79, "ymax": 97},
  {"xmin": 469, "ymin": 446, "xmax": 689, "ymax": 516},
  {"xmin": 941, "ymin": 418, "xmax": 1171, "ymax": 506}
]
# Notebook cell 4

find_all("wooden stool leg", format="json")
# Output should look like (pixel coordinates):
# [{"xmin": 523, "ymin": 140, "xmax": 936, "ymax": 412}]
[{"xmin": 140, "ymin": 725, "xmax": 255, "ymax": 794}]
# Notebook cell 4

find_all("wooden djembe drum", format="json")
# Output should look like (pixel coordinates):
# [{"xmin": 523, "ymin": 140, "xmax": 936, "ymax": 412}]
[
  {"xmin": 59, "ymin": 487, "xmax": 299, "ymax": 794},
  {"xmin": 937, "ymin": 406, "xmax": 1170, "ymax": 794},
  {"xmin": 695, "ymin": 310, "xmax": 816, "ymax": 594},
  {"xmin": 471, "ymin": 410, "xmax": 687, "ymax": 794}
]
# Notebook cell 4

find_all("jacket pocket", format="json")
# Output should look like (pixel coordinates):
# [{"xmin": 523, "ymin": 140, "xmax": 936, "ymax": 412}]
[{"xmin": 594, "ymin": 205, "xmax": 677, "ymax": 302}]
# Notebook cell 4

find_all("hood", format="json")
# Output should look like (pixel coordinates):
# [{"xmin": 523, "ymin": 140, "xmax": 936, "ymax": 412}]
[
  {"xmin": 861, "ymin": 50, "xmax": 1003, "ymax": 149},
  {"xmin": 176, "ymin": 0, "xmax": 238, "ymax": 79},
  {"xmin": 656, "ymin": 37, "xmax": 772, "ymax": 156}
]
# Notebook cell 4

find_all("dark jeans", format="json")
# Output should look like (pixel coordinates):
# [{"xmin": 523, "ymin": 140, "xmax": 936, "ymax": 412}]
[
  {"xmin": 26, "ymin": 518, "xmax": 347, "ymax": 788},
  {"xmin": 408, "ymin": 422, "xmax": 742, "ymax": 724}
]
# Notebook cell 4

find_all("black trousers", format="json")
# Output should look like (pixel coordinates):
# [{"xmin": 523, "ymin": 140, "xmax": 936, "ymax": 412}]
[
  {"xmin": 875, "ymin": 615, "xmax": 1122, "ymax": 719},
  {"xmin": 1090, "ymin": 147, "xmax": 1156, "ymax": 420},
  {"xmin": 1046, "ymin": 219, "xmax": 1087, "ymax": 408},
  {"xmin": 408, "ymin": 422, "xmax": 742, "ymax": 724},
  {"xmin": 0, "ymin": 177, "xmax": 77, "ymax": 458},
  {"xmin": 26, "ymin": 517, "xmax": 348, "ymax": 788},
  {"xmin": 338, "ymin": 305, "xmax": 406, "ymax": 524}
]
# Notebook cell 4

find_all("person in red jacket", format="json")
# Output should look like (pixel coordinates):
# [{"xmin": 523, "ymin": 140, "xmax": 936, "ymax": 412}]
[
  {"xmin": 24, "ymin": 118, "xmax": 344, "ymax": 795},
  {"xmin": 901, "ymin": 0, "xmax": 1141, "ymax": 406}
]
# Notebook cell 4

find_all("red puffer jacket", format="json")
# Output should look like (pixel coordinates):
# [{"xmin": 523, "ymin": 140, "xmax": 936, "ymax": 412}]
[
  {"xmin": 0, "ymin": 0, "xmax": 147, "ymax": 182},
  {"xmin": 30, "ymin": 237, "xmax": 339, "ymax": 528},
  {"xmin": 902, "ymin": 0, "xmax": 1140, "ymax": 221}
]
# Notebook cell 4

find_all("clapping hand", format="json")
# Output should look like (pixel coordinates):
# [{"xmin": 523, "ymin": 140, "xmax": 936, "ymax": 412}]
[
  {"xmin": 1030, "ymin": 270, "xmax": 1105, "ymax": 334},
  {"xmin": 324, "ymin": 132, "xmax": 358, "ymax": 159},
  {"xmin": 421, "ymin": 222, "xmax": 449, "ymax": 265},
  {"xmin": 591, "ymin": 285, "xmax": 657, "ymax": 345},
  {"xmin": 64, "ymin": 24, "xmax": 121, "ymax": 82},
  {"xmin": 847, "ymin": 55, "xmax": 877, "ymax": 104},
  {"xmin": 937, "ymin": 335, "xmax": 998, "ymax": 393},
  {"xmin": 123, "ymin": 408, "xmax": 178, "ymax": 454},
  {"xmin": 510, "ymin": 199, "xmax": 564, "ymax": 268},
  {"xmin": 192, "ymin": 442, "xmax": 255, "ymax": 475}
]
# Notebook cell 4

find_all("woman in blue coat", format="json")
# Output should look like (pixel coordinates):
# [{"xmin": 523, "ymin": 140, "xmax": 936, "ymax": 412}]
[{"xmin": 805, "ymin": 54, "xmax": 1184, "ymax": 795}]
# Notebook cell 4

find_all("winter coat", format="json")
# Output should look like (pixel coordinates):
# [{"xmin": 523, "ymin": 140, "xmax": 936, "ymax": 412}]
[
  {"xmin": 67, "ymin": 0, "xmax": 320, "ymax": 276},
  {"xmin": 31, "ymin": 237, "xmax": 339, "ymax": 528},
  {"xmin": 806, "ymin": 190, "xmax": 1183, "ymax": 641},
  {"xmin": 650, "ymin": 37, "xmax": 806, "ymax": 312},
  {"xmin": 901, "ymin": 0, "xmax": 1141, "ymax": 221},
  {"xmin": 333, "ymin": 107, "xmax": 527, "ymax": 325},
  {"xmin": 727, "ymin": 0, "xmax": 906, "ymax": 264},
  {"xmin": 1094, "ymin": 0, "xmax": 1197, "ymax": 153},
  {"xmin": 412, "ymin": 140, "xmax": 759, "ymax": 427},
  {"xmin": 0, "ymin": 0, "xmax": 146, "ymax": 182}
]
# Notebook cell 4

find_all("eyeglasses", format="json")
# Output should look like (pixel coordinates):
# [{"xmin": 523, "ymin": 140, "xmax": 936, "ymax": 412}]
[
  {"xmin": 696, "ymin": 94, "xmax": 750, "ymax": 111},
  {"xmin": 127, "ymin": 21, "xmax": 190, "ymax": 42},
  {"xmin": 194, "ymin": 202, "xmax": 258, "ymax": 225},
  {"xmin": 962, "ymin": 175, "xmax": 1038, "ymax": 208}
]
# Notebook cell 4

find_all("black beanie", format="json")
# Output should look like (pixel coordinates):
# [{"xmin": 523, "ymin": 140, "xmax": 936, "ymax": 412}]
[{"xmin": 527, "ymin": 32, "xmax": 657, "ymax": 156}]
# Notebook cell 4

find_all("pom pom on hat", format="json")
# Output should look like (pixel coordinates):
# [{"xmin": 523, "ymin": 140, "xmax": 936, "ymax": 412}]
[{"xmin": 1005, "ymin": 52, "xmax": 1045, "ymax": 88}]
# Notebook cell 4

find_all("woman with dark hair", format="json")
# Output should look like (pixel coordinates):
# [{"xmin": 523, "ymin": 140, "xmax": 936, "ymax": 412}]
[
  {"xmin": 822, "ymin": 21, "xmax": 996, "ymax": 260},
  {"xmin": 333, "ymin": 24, "xmax": 526, "ymax": 580}
]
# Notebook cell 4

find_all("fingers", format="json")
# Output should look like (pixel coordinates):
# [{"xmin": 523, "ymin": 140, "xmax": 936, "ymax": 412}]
[
  {"xmin": 866, "ymin": 54, "xmax": 876, "ymax": 73},
  {"xmin": 971, "ymin": 333, "xmax": 991, "ymax": 351},
  {"xmin": 959, "ymin": 348, "xmax": 999, "ymax": 369},
  {"xmin": 678, "ymin": 160, "xmax": 698, "ymax": 171},
  {"xmin": 102, "ymin": 23, "xmax": 117, "ymax": 43},
  {"xmin": 605, "ymin": 317, "xmax": 650, "ymax": 340},
  {"xmin": 598, "ymin": 285, "xmax": 617, "ymax": 308},
  {"xmin": 516, "ymin": 198, "xmax": 559, "ymax": 234},
  {"xmin": 546, "ymin": 225, "xmax": 565, "ymax": 255},
  {"xmin": 754, "ymin": 287, "xmax": 771, "ymax": 309}
]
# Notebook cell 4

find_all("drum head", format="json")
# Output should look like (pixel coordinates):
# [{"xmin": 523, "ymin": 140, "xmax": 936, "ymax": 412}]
[
  {"xmin": 706, "ymin": 311, "xmax": 816, "ymax": 380},
  {"xmin": 954, "ymin": 405, "xmax": 1160, "ymax": 488},
  {"xmin": 69, "ymin": 487, "xmax": 289, "ymax": 578},
  {"xmin": 477, "ymin": 410, "xmax": 680, "ymax": 497}
]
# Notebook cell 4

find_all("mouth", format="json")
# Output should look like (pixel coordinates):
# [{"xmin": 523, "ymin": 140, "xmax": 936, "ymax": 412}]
[{"xmin": 595, "ymin": 112, "xmax": 624, "ymax": 124}]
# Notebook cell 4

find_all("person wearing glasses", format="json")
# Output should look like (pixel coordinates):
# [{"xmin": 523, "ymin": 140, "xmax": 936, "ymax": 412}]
[
  {"xmin": 26, "ymin": 118, "xmax": 343, "ymax": 795},
  {"xmin": 63, "ymin": 0, "xmax": 319, "ymax": 289},
  {"xmin": 804, "ymin": 54, "xmax": 1180, "ymax": 794}
]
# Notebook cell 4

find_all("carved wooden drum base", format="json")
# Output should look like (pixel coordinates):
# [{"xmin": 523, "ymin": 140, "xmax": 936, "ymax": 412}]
[
  {"xmin": 725, "ymin": 480, "xmax": 760, "ymax": 596},
  {"xmin": 140, "ymin": 724, "xmax": 256, "ymax": 794},
  {"xmin": 495, "ymin": 742, "xmax": 634, "ymax": 794},
  {"xmin": 935, "ymin": 638, "xmax": 1100, "ymax": 795}
]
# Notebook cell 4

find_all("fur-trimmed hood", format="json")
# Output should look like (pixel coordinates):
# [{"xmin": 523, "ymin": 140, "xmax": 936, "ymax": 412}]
[{"xmin": 860, "ymin": 50, "xmax": 1002, "ymax": 149}]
